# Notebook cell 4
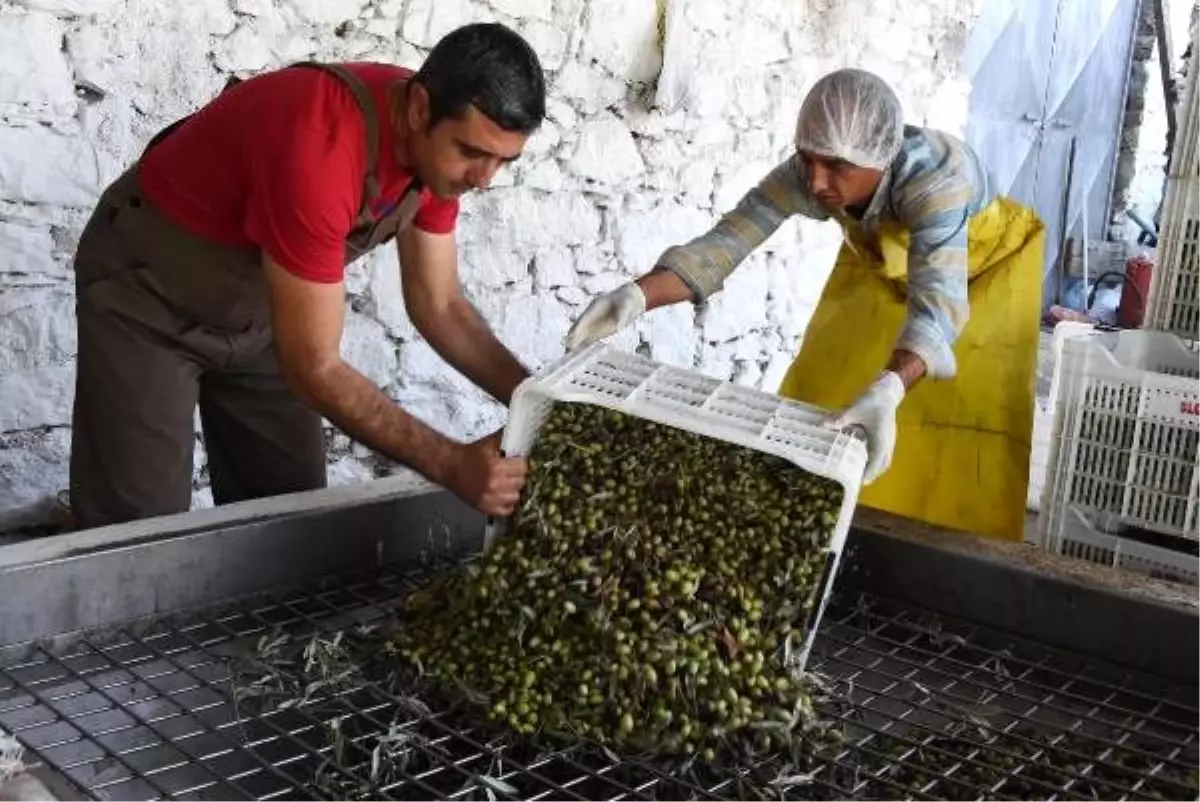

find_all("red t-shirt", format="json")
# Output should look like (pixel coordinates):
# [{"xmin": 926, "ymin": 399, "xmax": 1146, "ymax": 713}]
[{"xmin": 137, "ymin": 62, "xmax": 459, "ymax": 283}]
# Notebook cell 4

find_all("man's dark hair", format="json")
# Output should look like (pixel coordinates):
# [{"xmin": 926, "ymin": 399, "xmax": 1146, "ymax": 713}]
[{"xmin": 413, "ymin": 23, "xmax": 546, "ymax": 135}]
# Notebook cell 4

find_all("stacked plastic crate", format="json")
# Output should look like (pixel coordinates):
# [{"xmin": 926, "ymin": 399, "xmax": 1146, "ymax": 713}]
[
  {"xmin": 1037, "ymin": 30, "xmax": 1200, "ymax": 584},
  {"xmin": 1146, "ymin": 26, "xmax": 1199, "ymax": 339}
]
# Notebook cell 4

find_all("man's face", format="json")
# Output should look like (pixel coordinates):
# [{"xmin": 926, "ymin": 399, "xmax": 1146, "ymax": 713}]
[
  {"xmin": 799, "ymin": 151, "xmax": 884, "ymax": 212},
  {"xmin": 403, "ymin": 84, "xmax": 528, "ymax": 199}
]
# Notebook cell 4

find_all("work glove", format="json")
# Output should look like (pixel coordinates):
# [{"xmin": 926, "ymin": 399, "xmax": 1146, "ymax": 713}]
[
  {"xmin": 565, "ymin": 282, "xmax": 647, "ymax": 351},
  {"xmin": 823, "ymin": 371, "xmax": 906, "ymax": 484}
]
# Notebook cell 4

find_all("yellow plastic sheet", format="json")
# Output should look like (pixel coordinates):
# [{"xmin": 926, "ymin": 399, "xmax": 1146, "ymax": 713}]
[{"xmin": 778, "ymin": 197, "xmax": 1045, "ymax": 541}]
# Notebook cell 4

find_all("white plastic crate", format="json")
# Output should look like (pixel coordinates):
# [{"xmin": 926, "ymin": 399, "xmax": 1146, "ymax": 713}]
[
  {"xmin": 1038, "ymin": 330, "xmax": 1200, "ymax": 573},
  {"xmin": 1168, "ymin": 24, "xmax": 1198, "ymax": 187},
  {"xmin": 1146, "ymin": 28, "xmax": 1199, "ymax": 338},
  {"xmin": 492, "ymin": 342, "xmax": 869, "ymax": 673},
  {"xmin": 1026, "ymin": 400, "xmax": 1052, "ymax": 514},
  {"xmin": 1027, "ymin": 323, "xmax": 1097, "ymax": 514},
  {"xmin": 1146, "ymin": 174, "xmax": 1199, "ymax": 337},
  {"xmin": 1046, "ymin": 514, "xmax": 1198, "ymax": 587}
]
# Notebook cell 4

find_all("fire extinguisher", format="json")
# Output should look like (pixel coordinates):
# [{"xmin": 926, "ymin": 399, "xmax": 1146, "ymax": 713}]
[{"xmin": 1121, "ymin": 254, "xmax": 1154, "ymax": 329}]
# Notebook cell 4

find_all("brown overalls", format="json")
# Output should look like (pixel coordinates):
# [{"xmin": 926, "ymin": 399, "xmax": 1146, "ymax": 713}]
[{"xmin": 69, "ymin": 63, "xmax": 423, "ymax": 530}]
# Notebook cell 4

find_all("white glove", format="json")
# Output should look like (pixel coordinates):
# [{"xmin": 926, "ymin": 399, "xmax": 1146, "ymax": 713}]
[
  {"xmin": 823, "ymin": 371, "xmax": 906, "ymax": 484},
  {"xmin": 565, "ymin": 283, "xmax": 647, "ymax": 351}
]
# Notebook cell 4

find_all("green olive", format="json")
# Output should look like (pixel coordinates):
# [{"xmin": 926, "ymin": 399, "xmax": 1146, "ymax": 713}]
[{"xmin": 385, "ymin": 400, "xmax": 842, "ymax": 757}]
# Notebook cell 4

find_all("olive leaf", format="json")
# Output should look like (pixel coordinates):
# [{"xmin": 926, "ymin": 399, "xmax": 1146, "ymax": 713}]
[{"xmin": 475, "ymin": 773, "xmax": 518, "ymax": 798}]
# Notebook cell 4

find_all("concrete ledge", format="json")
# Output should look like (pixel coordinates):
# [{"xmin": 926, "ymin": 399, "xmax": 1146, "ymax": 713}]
[
  {"xmin": 0, "ymin": 479, "xmax": 483, "ymax": 648},
  {"xmin": 0, "ymin": 473, "xmax": 440, "ymax": 570},
  {"xmin": 849, "ymin": 507, "xmax": 1198, "ymax": 682}
]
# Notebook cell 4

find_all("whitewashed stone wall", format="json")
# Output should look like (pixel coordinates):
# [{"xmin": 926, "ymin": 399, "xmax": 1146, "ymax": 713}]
[{"xmin": 0, "ymin": 0, "xmax": 981, "ymax": 530}]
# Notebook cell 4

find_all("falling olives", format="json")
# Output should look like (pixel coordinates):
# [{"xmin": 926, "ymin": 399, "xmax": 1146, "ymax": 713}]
[{"xmin": 388, "ymin": 402, "xmax": 844, "ymax": 760}]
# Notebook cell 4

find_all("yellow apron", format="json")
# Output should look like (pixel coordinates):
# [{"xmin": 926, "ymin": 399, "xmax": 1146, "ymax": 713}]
[{"xmin": 778, "ymin": 197, "xmax": 1045, "ymax": 541}]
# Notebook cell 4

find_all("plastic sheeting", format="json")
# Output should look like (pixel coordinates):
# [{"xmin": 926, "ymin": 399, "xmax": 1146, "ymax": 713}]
[{"xmin": 962, "ymin": 0, "xmax": 1143, "ymax": 307}]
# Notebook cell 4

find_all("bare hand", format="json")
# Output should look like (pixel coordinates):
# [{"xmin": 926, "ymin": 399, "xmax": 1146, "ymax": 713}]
[{"xmin": 446, "ymin": 431, "xmax": 529, "ymax": 516}]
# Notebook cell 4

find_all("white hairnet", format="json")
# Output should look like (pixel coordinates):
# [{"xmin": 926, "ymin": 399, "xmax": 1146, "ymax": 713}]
[{"xmin": 794, "ymin": 68, "xmax": 905, "ymax": 171}]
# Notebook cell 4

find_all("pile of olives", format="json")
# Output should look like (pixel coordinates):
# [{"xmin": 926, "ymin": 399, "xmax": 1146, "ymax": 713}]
[{"xmin": 388, "ymin": 402, "xmax": 844, "ymax": 758}]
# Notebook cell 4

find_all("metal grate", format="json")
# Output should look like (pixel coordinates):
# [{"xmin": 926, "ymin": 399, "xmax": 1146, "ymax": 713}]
[{"xmin": 1, "ymin": 567, "xmax": 1196, "ymax": 801}]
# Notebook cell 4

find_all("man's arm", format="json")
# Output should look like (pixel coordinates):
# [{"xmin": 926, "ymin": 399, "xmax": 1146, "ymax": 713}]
[
  {"xmin": 652, "ymin": 152, "xmax": 830, "ymax": 307},
  {"xmin": 398, "ymin": 226, "xmax": 529, "ymax": 406},
  {"xmin": 883, "ymin": 129, "xmax": 987, "ymax": 392},
  {"xmin": 892, "ymin": 187, "xmax": 975, "ymax": 391},
  {"xmin": 564, "ymin": 154, "xmax": 829, "ymax": 352},
  {"xmin": 261, "ymin": 255, "xmax": 527, "ymax": 514}
]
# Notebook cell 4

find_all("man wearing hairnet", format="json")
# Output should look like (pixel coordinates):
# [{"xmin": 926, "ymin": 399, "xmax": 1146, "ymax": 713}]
[{"xmin": 565, "ymin": 68, "xmax": 1044, "ymax": 541}]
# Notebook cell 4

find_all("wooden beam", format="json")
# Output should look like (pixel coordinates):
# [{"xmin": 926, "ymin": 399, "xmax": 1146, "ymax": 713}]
[{"xmin": 1152, "ymin": 0, "xmax": 1178, "ymax": 149}]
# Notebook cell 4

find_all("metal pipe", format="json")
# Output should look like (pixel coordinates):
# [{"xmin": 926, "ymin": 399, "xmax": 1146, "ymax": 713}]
[{"xmin": 1056, "ymin": 135, "xmax": 1078, "ymax": 305}]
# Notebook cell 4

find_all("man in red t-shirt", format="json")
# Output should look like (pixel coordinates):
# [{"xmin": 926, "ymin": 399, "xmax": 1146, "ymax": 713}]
[{"xmin": 68, "ymin": 23, "xmax": 545, "ymax": 529}]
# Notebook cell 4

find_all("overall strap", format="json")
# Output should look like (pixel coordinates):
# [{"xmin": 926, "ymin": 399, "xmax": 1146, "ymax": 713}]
[
  {"xmin": 289, "ymin": 61, "xmax": 383, "ymax": 225},
  {"xmin": 142, "ymin": 75, "xmax": 245, "ymax": 157}
]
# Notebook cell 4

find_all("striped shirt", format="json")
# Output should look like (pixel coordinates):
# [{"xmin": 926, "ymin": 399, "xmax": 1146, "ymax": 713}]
[{"xmin": 658, "ymin": 125, "xmax": 996, "ymax": 380}]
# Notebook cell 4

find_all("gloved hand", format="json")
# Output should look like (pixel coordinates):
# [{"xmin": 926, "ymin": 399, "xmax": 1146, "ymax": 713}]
[
  {"xmin": 565, "ymin": 282, "xmax": 647, "ymax": 351},
  {"xmin": 822, "ymin": 371, "xmax": 906, "ymax": 483}
]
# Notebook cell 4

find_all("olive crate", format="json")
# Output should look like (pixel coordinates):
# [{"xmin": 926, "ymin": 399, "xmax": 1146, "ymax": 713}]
[
  {"xmin": 1146, "ymin": 25, "xmax": 1198, "ymax": 339},
  {"xmin": 1037, "ymin": 328, "xmax": 1200, "ymax": 583},
  {"xmin": 1047, "ymin": 515, "xmax": 1199, "ymax": 586},
  {"xmin": 490, "ymin": 342, "xmax": 869, "ymax": 674},
  {"xmin": 1146, "ymin": 173, "xmax": 1199, "ymax": 338}
]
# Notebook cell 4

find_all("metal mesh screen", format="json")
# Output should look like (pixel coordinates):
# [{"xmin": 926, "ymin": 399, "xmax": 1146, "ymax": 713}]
[{"xmin": 2, "ymin": 567, "xmax": 1196, "ymax": 801}]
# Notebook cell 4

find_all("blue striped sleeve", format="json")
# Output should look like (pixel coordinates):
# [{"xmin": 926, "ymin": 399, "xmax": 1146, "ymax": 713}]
[
  {"xmin": 891, "ymin": 134, "xmax": 976, "ymax": 379},
  {"xmin": 656, "ymin": 154, "xmax": 830, "ymax": 300}
]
